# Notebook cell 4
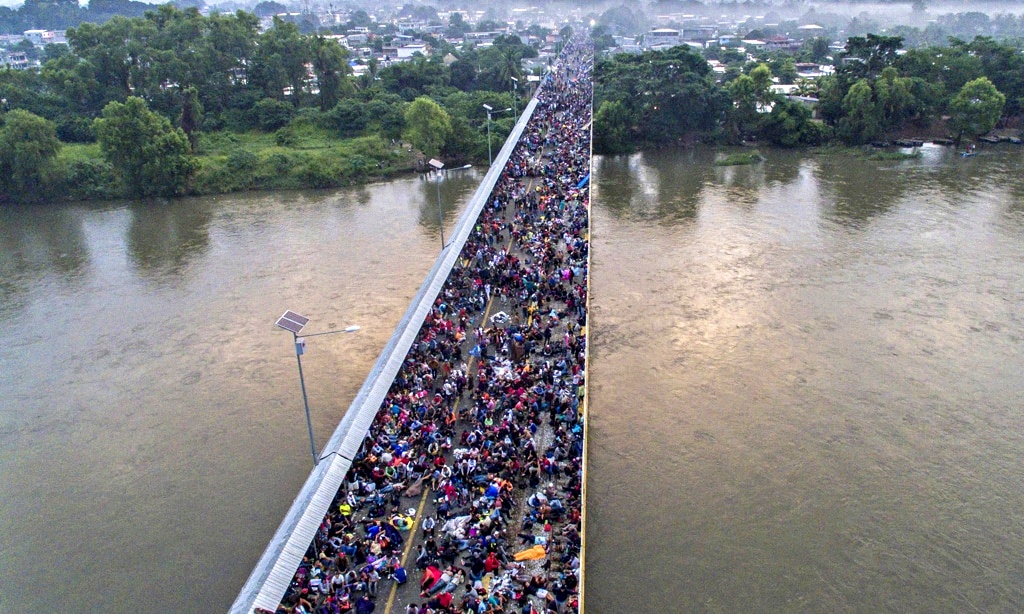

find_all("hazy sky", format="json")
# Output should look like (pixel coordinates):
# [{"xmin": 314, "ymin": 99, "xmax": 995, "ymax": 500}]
[{"xmin": 4, "ymin": 1, "xmax": 1022, "ymax": 19}]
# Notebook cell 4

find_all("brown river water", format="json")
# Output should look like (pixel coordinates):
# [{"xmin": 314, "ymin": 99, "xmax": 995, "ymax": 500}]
[
  {"xmin": 0, "ymin": 171, "xmax": 482, "ymax": 612},
  {"xmin": 1, "ymin": 145, "xmax": 1022, "ymax": 612},
  {"xmin": 585, "ymin": 146, "xmax": 1024, "ymax": 613}
]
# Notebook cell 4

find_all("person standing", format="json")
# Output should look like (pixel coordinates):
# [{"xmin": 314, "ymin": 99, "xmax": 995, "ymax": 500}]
[{"xmin": 366, "ymin": 567, "xmax": 380, "ymax": 597}]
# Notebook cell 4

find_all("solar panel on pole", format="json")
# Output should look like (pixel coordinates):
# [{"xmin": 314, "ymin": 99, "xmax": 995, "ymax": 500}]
[{"xmin": 276, "ymin": 311, "xmax": 309, "ymax": 334}]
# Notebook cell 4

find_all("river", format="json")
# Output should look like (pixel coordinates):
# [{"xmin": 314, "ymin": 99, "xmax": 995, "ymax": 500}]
[
  {"xmin": 2, "ymin": 146, "xmax": 1022, "ymax": 613},
  {"xmin": 585, "ymin": 145, "xmax": 1024, "ymax": 612},
  {"xmin": 0, "ymin": 170, "xmax": 483, "ymax": 613}
]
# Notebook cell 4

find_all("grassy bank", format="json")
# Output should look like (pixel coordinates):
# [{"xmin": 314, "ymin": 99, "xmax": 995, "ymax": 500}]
[
  {"xmin": 714, "ymin": 150, "xmax": 766, "ymax": 166},
  {"xmin": 864, "ymin": 149, "xmax": 923, "ymax": 161},
  {"xmin": 46, "ymin": 125, "xmax": 419, "ymax": 203},
  {"xmin": 191, "ymin": 125, "xmax": 417, "ymax": 193}
]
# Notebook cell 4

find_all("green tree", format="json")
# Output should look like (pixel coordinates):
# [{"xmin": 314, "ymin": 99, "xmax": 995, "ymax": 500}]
[
  {"xmin": 591, "ymin": 25, "xmax": 616, "ymax": 52},
  {"xmin": 252, "ymin": 0, "xmax": 285, "ymax": 16},
  {"xmin": 94, "ymin": 96, "xmax": 197, "ymax": 197},
  {"xmin": 475, "ymin": 39, "xmax": 527, "ymax": 92},
  {"xmin": 363, "ymin": 94, "xmax": 405, "ymax": 140},
  {"xmin": 0, "ymin": 109, "xmax": 61, "ymax": 198},
  {"xmin": 838, "ymin": 79, "xmax": 881, "ymax": 144},
  {"xmin": 446, "ymin": 11, "xmax": 467, "ymax": 38},
  {"xmin": 65, "ymin": 17, "xmax": 141, "ymax": 112},
  {"xmin": 803, "ymin": 37, "xmax": 830, "ymax": 63},
  {"xmin": 440, "ymin": 114, "xmax": 480, "ymax": 164},
  {"xmin": 11, "ymin": 39, "xmax": 41, "ymax": 61},
  {"xmin": 873, "ymin": 66, "xmax": 915, "ymax": 133},
  {"xmin": 378, "ymin": 55, "xmax": 449, "ymax": 100},
  {"xmin": 250, "ymin": 17, "xmax": 310, "ymax": 104},
  {"xmin": 403, "ymin": 96, "xmax": 450, "ymax": 159},
  {"xmin": 594, "ymin": 46, "xmax": 727, "ymax": 147},
  {"xmin": 814, "ymin": 74, "xmax": 848, "ymax": 126},
  {"xmin": 598, "ymin": 4, "xmax": 647, "ymax": 35},
  {"xmin": 310, "ymin": 35, "xmax": 352, "ymax": 111},
  {"xmin": 897, "ymin": 43, "xmax": 981, "ymax": 101},
  {"xmin": 842, "ymin": 34, "xmax": 904, "ymax": 79},
  {"xmin": 324, "ymin": 98, "xmax": 367, "ymax": 136},
  {"xmin": 727, "ymin": 74, "xmax": 761, "ymax": 140},
  {"xmin": 758, "ymin": 99, "xmax": 826, "ymax": 147},
  {"xmin": 449, "ymin": 56, "xmax": 477, "ymax": 91},
  {"xmin": 249, "ymin": 97, "xmax": 294, "ymax": 131},
  {"xmin": 967, "ymin": 36, "xmax": 1024, "ymax": 117},
  {"xmin": 749, "ymin": 63, "xmax": 775, "ymax": 107},
  {"xmin": 344, "ymin": 9, "xmax": 372, "ymax": 30},
  {"xmin": 775, "ymin": 58, "xmax": 798, "ymax": 85},
  {"xmin": 593, "ymin": 100, "xmax": 636, "ymax": 154},
  {"xmin": 949, "ymin": 77, "xmax": 1005, "ymax": 142},
  {"xmin": 179, "ymin": 85, "xmax": 202, "ymax": 152}
]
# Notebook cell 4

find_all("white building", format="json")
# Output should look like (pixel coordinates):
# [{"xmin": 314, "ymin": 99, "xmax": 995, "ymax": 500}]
[
  {"xmin": 23, "ymin": 29, "xmax": 55, "ymax": 45},
  {"xmin": 396, "ymin": 44, "xmax": 427, "ymax": 59},
  {"xmin": 644, "ymin": 28, "xmax": 681, "ymax": 49}
]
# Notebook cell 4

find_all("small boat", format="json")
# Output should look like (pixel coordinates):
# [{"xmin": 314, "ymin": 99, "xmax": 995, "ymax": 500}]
[
  {"xmin": 933, "ymin": 138, "xmax": 954, "ymax": 146},
  {"xmin": 893, "ymin": 139, "xmax": 924, "ymax": 148},
  {"xmin": 1008, "ymin": 136, "xmax": 1022, "ymax": 145},
  {"xmin": 960, "ymin": 151, "xmax": 976, "ymax": 158},
  {"xmin": 979, "ymin": 135, "xmax": 1000, "ymax": 144}
]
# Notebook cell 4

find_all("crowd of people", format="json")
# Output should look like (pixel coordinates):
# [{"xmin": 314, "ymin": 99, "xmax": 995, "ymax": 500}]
[{"xmin": 266, "ymin": 39, "xmax": 594, "ymax": 614}]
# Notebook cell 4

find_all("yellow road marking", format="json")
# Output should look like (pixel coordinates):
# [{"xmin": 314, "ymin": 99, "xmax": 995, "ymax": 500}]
[{"xmin": 383, "ymin": 485, "xmax": 430, "ymax": 613}]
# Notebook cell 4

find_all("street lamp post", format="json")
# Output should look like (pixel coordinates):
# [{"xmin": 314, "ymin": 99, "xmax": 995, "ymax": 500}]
[
  {"xmin": 483, "ymin": 104, "xmax": 494, "ymax": 166},
  {"xmin": 275, "ymin": 310, "xmax": 359, "ymax": 468},
  {"xmin": 428, "ymin": 158, "xmax": 445, "ymax": 249},
  {"xmin": 510, "ymin": 77, "xmax": 519, "ymax": 120},
  {"xmin": 482, "ymin": 104, "xmax": 513, "ymax": 167}
]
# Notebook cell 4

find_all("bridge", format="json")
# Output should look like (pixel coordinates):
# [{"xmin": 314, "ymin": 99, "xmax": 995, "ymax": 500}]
[{"xmin": 232, "ymin": 39, "xmax": 594, "ymax": 614}]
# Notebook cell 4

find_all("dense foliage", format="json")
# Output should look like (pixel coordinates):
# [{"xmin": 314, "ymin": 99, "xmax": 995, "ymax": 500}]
[
  {"xmin": 94, "ymin": 96, "xmax": 197, "ymax": 197},
  {"xmin": 0, "ymin": 6, "xmax": 533, "ymax": 202},
  {"xmin": 594, "ymin": 46, "xmax": 729, "ymax": 152},
  {"xmin": 0, "ymin": 109, "xmax": 61, "ymax": 195},
  {"xmin": 593, "ymin": 32, "xmax": 1022, "ymax": 153}
]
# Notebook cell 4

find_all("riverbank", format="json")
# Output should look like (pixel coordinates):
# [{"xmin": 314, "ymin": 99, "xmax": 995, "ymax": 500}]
[
  {"xmin": 25, "ymin": 128, "xmax": 422, "ymax": 205},
  {"xmin": 693, "ymin": 135, "xmax": 1019, "ymax": 168}
]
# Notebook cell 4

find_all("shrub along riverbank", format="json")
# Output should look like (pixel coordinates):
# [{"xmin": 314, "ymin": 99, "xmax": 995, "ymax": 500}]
[{"xmin": 31, "ymin": 128, "xmax": 417, "ymax": 203}]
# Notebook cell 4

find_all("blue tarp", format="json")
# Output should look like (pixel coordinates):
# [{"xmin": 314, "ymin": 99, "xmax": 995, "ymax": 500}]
[{"xmin": 577, "ymin": 173, "xmax": 590, "ymax": 189}]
